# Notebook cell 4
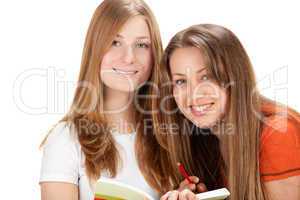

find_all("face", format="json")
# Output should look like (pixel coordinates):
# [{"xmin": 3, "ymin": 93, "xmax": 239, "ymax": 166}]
[
  {"xmin": 170, "ymin": 47, "xmax": 227, "ymax": 129},
  {"xmin": 100, "ymin": 16, "xmax": 152, "ymax": 92}
]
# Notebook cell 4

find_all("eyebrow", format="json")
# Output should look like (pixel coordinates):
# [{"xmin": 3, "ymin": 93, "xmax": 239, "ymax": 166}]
[
  {"xmin": 116, "ymin": 34, "xmax": 150, "ymax": 40},
  {"xmin": 172, "ymin": 67, "xmax": 207, "ymax": 76}
]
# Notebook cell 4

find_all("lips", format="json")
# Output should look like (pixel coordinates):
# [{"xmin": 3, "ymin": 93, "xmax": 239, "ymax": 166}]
[
  {"xmin": 112, "ymin": 67, "xmax": 138, "ymax": 75},
  {"xmin": 190, "ymin": 102, "xmax": 214, "ymax": 116}
]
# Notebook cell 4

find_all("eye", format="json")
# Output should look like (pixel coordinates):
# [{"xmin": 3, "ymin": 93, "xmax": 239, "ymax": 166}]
[
  {"xmin": 174, "ymin": 79, "xmax": 186, "ymax": 86},
  {"xmin": 200, "ymin": 74, "xmax": 209, "ymax": 81},
  {"xmin": 136, "ymin": 42, "xmax": 150, "ymax": 49},
  {"xmin": 112, "ymin": 40, "xmax": 121, "ymax": 47}
]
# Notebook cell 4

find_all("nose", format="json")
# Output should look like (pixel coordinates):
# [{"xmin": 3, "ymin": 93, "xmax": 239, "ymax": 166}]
[
  {"xmin": 187, "ymin": 79, "xmax": 198, "ymax": 106},
  {"xmin": 122, "ymin": 45, "xmax": 135, "ymax": 64},
  {"xmin": 187, "ymin": 80, "xmax": 209, "ymax": 105}
]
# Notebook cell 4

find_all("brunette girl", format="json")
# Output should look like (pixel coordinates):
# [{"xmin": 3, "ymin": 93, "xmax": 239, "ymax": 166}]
[{"xmin": 138, "ymin": 24, "xmax": 300, "ymax": 200}]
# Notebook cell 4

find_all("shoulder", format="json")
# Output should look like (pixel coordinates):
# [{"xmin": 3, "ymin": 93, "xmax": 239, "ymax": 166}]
[
  {"xmin": 43, "ymin": 121, "xmax": 79, "ymax": 149},
  {"xmin": 40, "ymin": 121, "xmax": 83, "ymax": 185},
  {"xmin": 261, "ymin": 116, "xmax": 300, "ymax": 148},
  {"xmin": 260, "ymin": 116, "xmax": 300, "ymax": 182}
]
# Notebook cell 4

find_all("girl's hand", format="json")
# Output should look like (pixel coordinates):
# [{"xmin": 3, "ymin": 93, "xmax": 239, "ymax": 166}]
[
  {"xmin": 159, "ymin": 176, "xmax": 207, "ymax": 200},
  {"xmin": 178, "ymin": 176, "xmax": 207, "ymax": 193},
  {"xmin": 160, "ymin": 189, "xmax": 196, "ymax": 200}
]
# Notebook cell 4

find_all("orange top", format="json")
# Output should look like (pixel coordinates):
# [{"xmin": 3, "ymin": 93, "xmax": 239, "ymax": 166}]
[{"xmin": 260, "ymin": 116, "xmax": 300, "ymax": 182}]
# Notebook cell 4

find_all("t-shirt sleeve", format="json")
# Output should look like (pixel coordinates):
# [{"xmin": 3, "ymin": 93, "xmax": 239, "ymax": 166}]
[
  {"xmin": 39, "ymin": 122, "xmax": 80, "ymax": 185},
  {"xmin": 260, "ymin": 118, "xmax": 300, "ymax": 182}
]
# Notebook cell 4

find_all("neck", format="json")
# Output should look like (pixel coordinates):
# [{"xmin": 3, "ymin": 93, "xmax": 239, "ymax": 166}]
[
  {"xmin": 104, "ymin": 87, "xmax": 136, "ymax": 134},
  {"xmin": 209, "ymin": 118, "xmax": 228, "ymax": 139},
  {"xmin": 209, "ymin": 119, "xmax": 231, "ymax": 161}
]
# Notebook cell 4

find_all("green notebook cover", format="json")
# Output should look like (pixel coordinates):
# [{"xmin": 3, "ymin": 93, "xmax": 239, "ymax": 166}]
[{"xmin": 94, "ymin": 179, "xmax": 154, "ymax": 200}]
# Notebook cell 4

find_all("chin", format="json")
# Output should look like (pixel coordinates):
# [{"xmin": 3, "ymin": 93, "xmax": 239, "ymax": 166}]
[
  {"xmin": 111, "ymin": 85, "xmax": 137, "ymax": 92},
  {"xmin": 103, "ymin": 79, "xmax": 140, "ymax": 91},
  {"xmin": 190, "ymin": 117, "xmax": 215, "ymax": 129}
]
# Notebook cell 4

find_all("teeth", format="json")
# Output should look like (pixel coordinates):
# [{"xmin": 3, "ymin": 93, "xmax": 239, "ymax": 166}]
[
  {"xmin": 192, "ymin": 104, "xmax": 212, "ymax": 112},
  {"xmin": 113, "ymin": 68, "xmax": 137, "ymax": 75}
]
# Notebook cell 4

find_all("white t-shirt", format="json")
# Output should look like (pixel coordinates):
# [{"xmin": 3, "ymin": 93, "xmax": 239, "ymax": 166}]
[{"xmin": 39, "ymin": 122, "xmax": 159, "ymax": 200}]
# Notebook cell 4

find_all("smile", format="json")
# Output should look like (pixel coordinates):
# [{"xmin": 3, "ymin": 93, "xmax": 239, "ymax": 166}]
[
  {"xmin": 112, "ymin": 67, "xmax": 138, "ymax": 75},
  {"xmin": 190, "ymin": 103, "xmax": 214, "ymax": 115}
]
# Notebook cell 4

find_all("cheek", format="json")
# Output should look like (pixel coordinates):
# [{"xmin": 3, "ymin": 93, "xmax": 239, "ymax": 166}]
[
  {"xmin": 136, "ymin": 51, "xmax": 153, "ymax": 79},
  {"xmin": 216, "ymin": 89, "xmax": 227, "ymax": 115},
  {"xmin": 101, "ymin": 50, "xmax": 120, "ymax": 69},
  {"xmin": 136, "ymin": 50, "xmax": 152, "ymax": 67},
  {"xmin": 220, "ymin": 90, "xmax": 227, "ymax": 113},
  {"xmin": 173, "ymin": 88, "xmax": 187, "ymax": 110}
]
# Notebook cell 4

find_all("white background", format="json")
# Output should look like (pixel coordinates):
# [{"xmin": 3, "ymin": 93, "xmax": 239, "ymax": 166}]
[{"xmin": 0, "ymin": 0, "xmax": 299, "ymax": 199}]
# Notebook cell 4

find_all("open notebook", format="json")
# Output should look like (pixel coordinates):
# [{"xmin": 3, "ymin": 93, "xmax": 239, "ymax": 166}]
[
  {"xmin": 196, "ymin": 188, "xmax": 230, "ymax": 200},
  {"xmin": 94, "ymin": 179, "xmax": 230, "ymax": 200},
  {"xmin": 94, "ymin": 179, "xmax": 154, "ymax": 200}
]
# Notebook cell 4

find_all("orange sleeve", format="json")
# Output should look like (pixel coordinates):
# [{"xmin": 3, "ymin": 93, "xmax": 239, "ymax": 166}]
[{"xmin": 260, "ymin": 117, "xmax": 300, "ymax": 182}]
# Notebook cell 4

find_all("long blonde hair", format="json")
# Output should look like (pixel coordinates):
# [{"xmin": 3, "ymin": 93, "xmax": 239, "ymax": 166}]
[
  {"xmin": 138, "ymin": 24, "xmax": 300, "ymax": 198},
  {"xmin": 41, "ymin": 0, "xmax": 163, "ymax": 182}
]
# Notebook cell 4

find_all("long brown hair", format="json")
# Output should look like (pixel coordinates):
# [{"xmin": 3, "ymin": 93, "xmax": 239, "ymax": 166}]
[
  {"xmin": 41, "ymin": 0, "xmax": 163, "ymax": 182},
  {"xmin": 138, "ymin": 24, "xmax": 300, "ymax": 199}
]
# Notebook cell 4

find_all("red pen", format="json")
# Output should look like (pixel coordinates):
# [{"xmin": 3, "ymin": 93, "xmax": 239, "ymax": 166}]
[{"xmin": 177, "ymin": 162, "xmax": 194, "ymax": 184}]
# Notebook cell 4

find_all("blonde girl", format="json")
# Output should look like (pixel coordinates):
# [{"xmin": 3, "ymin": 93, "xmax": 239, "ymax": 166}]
[{"xmin": 39, "ymin": 0, "xmax": 163, "ymax": 199}]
